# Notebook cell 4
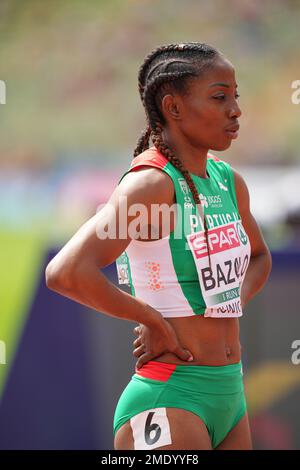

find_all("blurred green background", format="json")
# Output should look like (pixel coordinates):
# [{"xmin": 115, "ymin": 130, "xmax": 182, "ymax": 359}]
[{"xmin": 1, "ymin": 0, "xmax": 300, "ymax": 166}]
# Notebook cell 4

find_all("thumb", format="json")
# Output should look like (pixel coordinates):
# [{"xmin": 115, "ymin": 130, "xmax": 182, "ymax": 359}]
[
  {"xmin": 173, "ymin": 346, "xmax": 194, "ymax": 362},
  {"xmin": 135, "ymin": 352, "xmax": 153, "ymax": 370}
]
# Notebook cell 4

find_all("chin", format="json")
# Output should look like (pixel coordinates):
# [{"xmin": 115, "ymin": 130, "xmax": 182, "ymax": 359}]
[{"xmin": 210, "ymin": 140, "xmax": 232, "ymax": 152}]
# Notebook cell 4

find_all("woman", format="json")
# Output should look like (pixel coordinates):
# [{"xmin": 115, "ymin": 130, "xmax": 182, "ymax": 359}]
[{"xmin": 45, "ymin": 42, "xmax": 272, "ymax": 450}]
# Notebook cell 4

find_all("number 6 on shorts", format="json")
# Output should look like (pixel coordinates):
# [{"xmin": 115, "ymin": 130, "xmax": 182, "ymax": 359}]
[{"xmin": 130, "ymin": 407, "xmax": 172, "ymax": 450}]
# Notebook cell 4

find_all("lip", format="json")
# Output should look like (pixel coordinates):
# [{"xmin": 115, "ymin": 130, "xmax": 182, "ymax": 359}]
[{"xmin": 225, "ymin": 123, "xmax": 240, "ymax": 139}]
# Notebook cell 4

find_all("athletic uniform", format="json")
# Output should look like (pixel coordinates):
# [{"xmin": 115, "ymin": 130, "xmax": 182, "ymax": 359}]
[{"xmin": 113, "ymin": 146, "xmax": 250, "ymax": 449}]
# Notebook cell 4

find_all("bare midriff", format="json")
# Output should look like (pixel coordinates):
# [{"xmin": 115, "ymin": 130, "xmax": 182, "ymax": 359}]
[{"xmin": 154, "ymin": 315, "xmax": 241, "ymax": 366}]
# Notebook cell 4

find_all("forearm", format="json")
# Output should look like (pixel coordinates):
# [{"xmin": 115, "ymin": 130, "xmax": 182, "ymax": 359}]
[
  {"xmin": 241, "ymin": 250, "xmax": 272, "ymax": 308},
  {"xmin": 46, "ymin": 260, "xmax": 162, "ymax": 327}
]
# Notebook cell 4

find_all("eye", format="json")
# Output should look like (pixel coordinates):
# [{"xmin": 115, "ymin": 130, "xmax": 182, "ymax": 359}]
[
  {"xmin": 212, "ymin": 92, "xmax": 240, "ymax": 101},
  {"xmin": 213, "ymin": 94, "xmax": 225, "ymax": 100}
]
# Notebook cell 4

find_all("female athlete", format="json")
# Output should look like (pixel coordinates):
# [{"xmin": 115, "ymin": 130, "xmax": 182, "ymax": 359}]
[{"xmin": 45, "ymin": 42, "xmax": 272, "ymax": 450}]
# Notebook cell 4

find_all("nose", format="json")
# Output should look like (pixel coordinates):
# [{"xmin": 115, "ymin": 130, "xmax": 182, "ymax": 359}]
[{"xmin": 228, "ymin": 101, "xmax": 242, "ymax": 119}]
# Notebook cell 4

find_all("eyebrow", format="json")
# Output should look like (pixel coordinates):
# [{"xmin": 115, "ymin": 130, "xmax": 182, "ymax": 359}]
[{"xmin": 209, "ymin": 82, "xmax": 238, "ymax": 88}]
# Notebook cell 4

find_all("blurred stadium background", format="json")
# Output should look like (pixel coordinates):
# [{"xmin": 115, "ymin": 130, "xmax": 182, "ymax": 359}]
[{"xmin": 0, "ymin": 0, "xmax": 300, "ymax": 450}]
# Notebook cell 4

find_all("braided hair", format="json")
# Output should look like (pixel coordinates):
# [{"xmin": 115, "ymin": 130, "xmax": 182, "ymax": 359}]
[{"xmin": 134, "ymin": 42, "xmax": 221, "ymax": 267}]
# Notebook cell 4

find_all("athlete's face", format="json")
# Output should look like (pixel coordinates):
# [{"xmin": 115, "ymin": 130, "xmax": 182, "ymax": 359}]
[{"xmin": 163, "ymin": 57, "xmax": 242, "ymax": 151}]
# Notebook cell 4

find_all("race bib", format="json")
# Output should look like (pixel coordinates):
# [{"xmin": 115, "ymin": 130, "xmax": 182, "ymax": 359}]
[{"xmin": 186, "ymin": 220, "xmax": 251, "ymax": 318}]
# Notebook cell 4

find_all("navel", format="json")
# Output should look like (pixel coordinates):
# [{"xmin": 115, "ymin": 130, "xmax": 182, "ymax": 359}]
[{"xmin": 225, "ymin": 346, "xmax": 232, "ymax": 357}]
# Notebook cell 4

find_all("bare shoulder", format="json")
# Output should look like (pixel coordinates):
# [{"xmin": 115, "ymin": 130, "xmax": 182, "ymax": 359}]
[{"xmin": 111, "ymin": 166, "xmax": 175, "ymax": 207}]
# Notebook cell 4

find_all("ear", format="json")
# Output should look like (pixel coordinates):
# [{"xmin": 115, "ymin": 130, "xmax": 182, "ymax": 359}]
[{"xmin": 161, "ymin": 94, "xmax": 182, "ymax": 121}]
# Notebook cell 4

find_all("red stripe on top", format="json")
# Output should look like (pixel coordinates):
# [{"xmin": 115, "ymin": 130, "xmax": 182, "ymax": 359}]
[
  {"xmin": 130, "ymin": 147, "xmax": 168, "ymax": 171},
  {"xmin": 135, "ymin": 361, "xmax": 177, "ymax": 382},
  {"xmin": 208, "ymin": 152, "xmax": 220, "ymax": 161},
  {"xmin": 129, "ymin": 147, "xmax": 221, "ymax": 174}
]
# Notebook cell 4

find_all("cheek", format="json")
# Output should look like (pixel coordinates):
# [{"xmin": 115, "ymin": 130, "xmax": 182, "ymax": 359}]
[
  {"xmin": 183, "ymin": 107, "xmax": 212, "ymax": 135},
  {"xmin": 188, "ymin": 113, "xmax": 232, "ymax": 151},
  {"xmin": 191, "ymin": 104, "xmax": 222, "ymax": 132},
  {"xmin": 180, "ymin": 103, "xmax": 227, "ymax": 145},
  {"xmin": 192, "ymin": 114, "xmax": 222, "ymax": 142}
]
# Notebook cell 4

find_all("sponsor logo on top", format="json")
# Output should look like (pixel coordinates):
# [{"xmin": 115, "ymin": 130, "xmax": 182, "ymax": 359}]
[
  {"xmin": 178, "ymin": 178, "xmax": 223, "ymax": 209},
  {"xmin": 178, "ymin": 178, "xmax": 194, "ymax": 208},
  {"xmin": 236, "ymin": 222, "xmax": 248, "ymax": 245},
  {"xmin": 188, "ymin": 223, "xmax": 240, "ymax": 259},
  {"xmin": 199, "ymin": 193, "xmax": 222, "ymax": 209}
]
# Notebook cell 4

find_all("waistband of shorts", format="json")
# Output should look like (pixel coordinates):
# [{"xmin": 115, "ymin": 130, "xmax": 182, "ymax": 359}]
[
  {"xmin": 135, "ymin": 360, "xmax": 242, "ymax": 372},
  {"xmin": 134, "ymin": 360, "xmax": 244, "ymax": 390}
]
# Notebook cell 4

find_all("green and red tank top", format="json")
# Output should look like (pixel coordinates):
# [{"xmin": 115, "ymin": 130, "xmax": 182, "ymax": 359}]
[{"xmin": 116, "ymin": 146, "xmax": 251, "ymax": 318}]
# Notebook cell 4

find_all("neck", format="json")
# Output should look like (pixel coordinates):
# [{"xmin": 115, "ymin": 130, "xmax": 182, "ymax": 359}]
[{"xmin": 161, "ymin": 129, "xmax": 209, "ymax": 178}]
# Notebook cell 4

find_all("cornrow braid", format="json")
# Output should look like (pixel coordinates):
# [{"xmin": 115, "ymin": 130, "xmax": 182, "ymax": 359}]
[
  {"xmin": 133, "ymin": 42, "xmax": 220, "ymax": 269},
  {"xmin": 133, "ymin": 125, "xmax": 151, "ymax": 158},
  {"xmin": 137, "ymin": 42, "xmax": 215, "ymax": 102},
  {"xmin": 137, "ymin": 44, "xmax": 183, "ymax": 101}
]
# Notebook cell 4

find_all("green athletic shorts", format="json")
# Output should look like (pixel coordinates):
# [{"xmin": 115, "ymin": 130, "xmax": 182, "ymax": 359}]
[{"xmin": 113, "ymin": 360, "xmax": 247, "ymax": 449}]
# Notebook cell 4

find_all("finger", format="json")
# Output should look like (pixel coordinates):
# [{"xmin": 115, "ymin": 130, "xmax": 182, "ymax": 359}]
[
  {"xmin": 133, "ymin": 338, "xmax": 142, "ymax": 347},
  {"xmin": 132, "ymin": 344, "xmax": 146, "ymax": 358},
  {"xmin": 136, "ymin": 352, "xmax": 153, "ymax": 370},
  {"xmin": 173, "ymin": 346, "xmax": 194, "ymax": 362},
  {"xmin": 133, "ymin": 326, "xmax": 141, "ymax": 336}
]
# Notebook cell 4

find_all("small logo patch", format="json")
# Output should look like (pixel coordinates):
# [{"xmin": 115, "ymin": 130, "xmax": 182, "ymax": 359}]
[{"xmin": 218, "ymin": 181, "xmax": 228, "ymax": 191}]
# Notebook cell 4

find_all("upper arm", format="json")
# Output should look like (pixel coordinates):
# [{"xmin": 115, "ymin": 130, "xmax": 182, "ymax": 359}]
[
  {"xmin": 233, "ymin": 168, "xmax": 269, "ymax": 257},
  {"xmin": 46, "ymin": 167, "xmax": 174, "ymax": 280}
]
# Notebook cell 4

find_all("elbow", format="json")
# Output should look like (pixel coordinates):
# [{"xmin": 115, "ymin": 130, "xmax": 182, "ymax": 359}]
[
  {"xmin": 45, "ymin": 260, "xmax": 62, "ymax": 292},
  {"xmin": 45, "ymin": 261, "xmax": 58, "ymax": 291},
  {"xmin": 45, "ymin": 258, "xmax": 74, "ymax": 294}
]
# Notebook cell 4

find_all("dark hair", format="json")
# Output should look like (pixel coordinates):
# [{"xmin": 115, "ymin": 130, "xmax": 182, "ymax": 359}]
[{"xmin": 134, "ymin": 42, "xmax": 221, "ymax": 267}]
